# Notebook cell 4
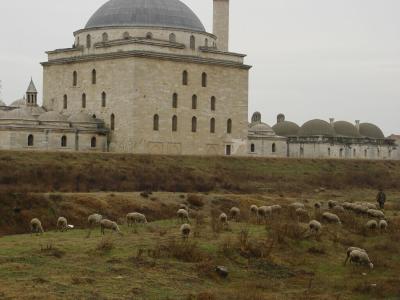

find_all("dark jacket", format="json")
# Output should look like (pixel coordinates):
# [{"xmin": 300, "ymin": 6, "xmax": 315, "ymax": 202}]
[{"xmin": 377, "ymin": 192, "xmax": 386, "ymax": 203}]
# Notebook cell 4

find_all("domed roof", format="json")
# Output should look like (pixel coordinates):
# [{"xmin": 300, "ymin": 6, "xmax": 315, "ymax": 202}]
[
  {"xmin": 68, "ymin": 112, "xmax": 98, "ymax": 123},
  {"xmin": 359, "ymin": 123, "xmax": 385, "ymax": 139},
  {"xmin": 298, "ymin": 119, "xmax": 335, "ymax": 137},
  {"xmin": 85, "ymin": 0, "xmax": 206, "ymax": 32},
  {"xmin": 3, "ymin": 107, "xmax": 36, "ymax": 121},
  {"xmin": 333, "ymin": 121, "xmax": 361, "ymax": 138},
  {"xmin": 10, "ymin": 98, "xmax": 26, "ymax": 108},
  {"xmin": 249, "ymin": 122, "xmax": 276, "ymax": 136},
  {"xmin": 272, "ymin": 121, "xmax": 300, "ymax": 137},
  {"xmin": 39, "ymin": 111, "xmax": 68, "ymax": 122},
  {"xmin": 0, "ymin": 100, "xmax": 5, "ymax": 106}
]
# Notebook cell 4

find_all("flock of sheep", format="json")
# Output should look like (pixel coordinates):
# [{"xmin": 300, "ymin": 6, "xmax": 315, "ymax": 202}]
[{"xmin": 29, "ymin": 197, "xmax": 388, "ymax": 270}]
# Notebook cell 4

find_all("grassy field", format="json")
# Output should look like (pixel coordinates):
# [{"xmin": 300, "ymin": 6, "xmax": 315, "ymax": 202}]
[{"xmin": 0, "ymin": 190, "xmax": 400, "ymax": 300}]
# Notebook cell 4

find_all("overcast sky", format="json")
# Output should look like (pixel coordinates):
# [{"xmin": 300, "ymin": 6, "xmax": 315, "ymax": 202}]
[{"xmin": 0, "ymin": 0, "xmax": 399, "ymax": 135}]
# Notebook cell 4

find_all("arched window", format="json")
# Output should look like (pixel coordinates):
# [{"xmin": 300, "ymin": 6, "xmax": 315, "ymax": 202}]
[
  {"xmin": 146, "ymin": 32, "xmax": 153, "ymax": 39},
  {"xmin": 340, "ymin": 149, "xmax": 344, "ymax": 158},
  {"xmin": 227, "ymin": 119, "xmax": 232, "ymax": 134},
  {"xmin": 91, "ymin": 137, "xmax": 97, "ymax": 148},
  {"xmin": 190, "ymin": 35, "xmax": 195, "ymax": 50},
  {"xmin": 192, "ymin": 116, "xmax": 197, "ymax": 133},
  {"xmin": 172, "ymin": 93, "xmax": 178, "ymax": 108},
  {"xmin": 92, "ymin": 69, "xmax": 97, "ymax": 84},
  {"xmin": 73, "ymin": 71, "xmax": 77, "ymax": 86},
  {"xmin": 63, "ymin": 95, "xmax": 68, "ymax": 109},
  {"xmin": 61, "ymin": 136, "xmax": 67, "ymax": 147},
  {"xmin": 251, "ymin": 144, "xmax": 255, "ymax": 153},
  {"xmin": 182, "ymin": 71, "xmax": 188, "ymax": 86},
  {"xmin": 28, "ymin": 134, "xmax": 34, "ymax": 147},
  {"xmin": 364, "ymin": 149, "xmax": 368, "ymax": 158},
  {"xmin": 377, "ymin": 148, "xmax": 381, "ymax": 157},
  {"xmin": 82, "ymin": 93, "xmax": 86, "ymax": 108},
  {"xmin": 172, "ymin": 115, "xmax": 178, "ymax": 132},
  {"xmin": 101, "ymin": 92, "xmax": 106, "ymax": 107},
  {"xmin": 123, "ymin": 32, "xmax": 130, "ymax": 39},
  {"xmin": 272, "ymin": 143, "xmax": 276, "ymax": 153},
  {"xmin": 353, "ymin": 149, "xmax": 356, "ymax": 157},
  {"xmin": 192, "ymin": 95, "xmax": 197, "ymax": 109},
  {"xmin": 102, "ymin": 32, "xmax": 108, "ymax": 42},
  {"xmin": 210, "ymin": 118, "xmax": 215, "ymax": 133},
  {"xmin": 211, "ymin": 96, "xmax": 216, "ymax": 111},
  {"xmin": 169, "ymin": 33, "xmax": 176, "ymax": 43},
  {"xmin": 86, "ymin": 34, "xmax": 91, "ymax": 48},
  {"xmin": 389, "ymin": 150, "xmax": 392, "ymax": 158},
  {"xmin": 153, "ymin": 114, "xmax": 159, "ymax": 131},
  {"xmin": 111, "ymin": 114, "xmax": 115, "ymax": 131},
  {"xmin": 328, "ymin": 148, "xmax": 331, "ymax": 156},
  {"xmin": 202, "ymin": 72, "xmax": 207, "ymax": 87},
  {"xmin": 300, "ymin": 147, "xmax": 304, "ymax": 157},
  {"xmin": 205, "ymin": 38, "xmax": 209, "ymax": 47}
]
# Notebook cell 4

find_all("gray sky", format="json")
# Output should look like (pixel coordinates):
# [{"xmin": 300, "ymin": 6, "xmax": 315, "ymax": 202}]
[{"xmin": 0, "ymin": 0, "xmax": 399, "ymax": 135}]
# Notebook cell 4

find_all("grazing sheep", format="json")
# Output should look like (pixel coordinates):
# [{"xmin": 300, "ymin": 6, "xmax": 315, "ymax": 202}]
[
  {"xmin": 367, "ymin": 209, "xmax": 385, "ymax": 219},
  {"xmin": 30, "ymin": 218, "xmax": 44, "ymax": 235},
  {"xmin": 179, "ymin": 203, "xmax": 189, "ymax": 211},
  {"xmin": 88, "ymin": 214, "xmax": 103, "ymax": 227},
  {"xmin": 332, "ymin": 205, "xmax": 345, "ymax": 214},
  {"xmin": 177, "ymin": 209, "xmax": 190, "ymax": 223},
  {"xmin": 365, "ymin": 220, "xmax": 378, "ymax": 230},
  {"xmin": 296, "ymin": 208, "xmax": 309, "ymax": 222},
  {"xmin": 322, "ymin": 212, "xmax": 341, "ymax": 224},
  {"xmin": 342, "ymin": 202, "xmax": 353, "ymax": 210},
  {"xmin": 290, "ymin": 202, "xmax": 305, "ymax": 210},
  {"xmin": 314, "ymin": 202, "xmax": 321, "ymax": 209},
  {"xmin": 348, "ymin": 250, "xmax": 374, "ymax": 269},
  {"xmin": 365, "ymin": 203, "xmax": 377, "ymax": 210},
  {"xmin": 57, "ymin": 217, "xmax": 68, "ymax": 232},
  {"xmin": 308, "ymin": 220, "xmax": 322, "ymax": 234},
  {"xmin": 328, "ymin": 200, "xmax": 337, "ymax": 209},
  {"xmin": 219, "ymin": 213, "xmax": 228, "ymax": 228},
  {"xmin": 230, "ymin": 207, "xmax": 240, "ymax": 222},
  {"xmin": 180, "ymin": 223, "xmax": 191, "ymax": 240},
  {"xmin": 271, "ymin": 205, "xmax": 282, "ymax": 214},
  {"xmin": 250, "ymin": 205, "xmax": 258, "ymax": 216},
  {"xmin": 379, "ymin": 220, "xmax": 388, "ymax": 231},
  {"xmin": 257, "ymin": 206, "xmax": 272, "ymax": 223},
  {"xmin": 353, "ymin": 205, "xmax": 369, "ymax": 215},
  {"xmin": 126, "ymin": 212, "xmax": 147, "ymax": 227},
  {"xmin": 344, "ymin": 247, "xmax": 366, "ymax": 265},
  {"xmin": 100, "ymin": 219, "xmax": 122, "ymax": 235}
]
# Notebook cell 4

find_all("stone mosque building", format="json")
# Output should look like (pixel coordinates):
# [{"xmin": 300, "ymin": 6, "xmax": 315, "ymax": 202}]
[{"xmin": 0, "ymin": 0, "xmax": 398, "ymax": 160}]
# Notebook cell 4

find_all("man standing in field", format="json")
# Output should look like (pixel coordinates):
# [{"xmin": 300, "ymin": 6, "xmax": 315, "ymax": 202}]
[{"xmin": 376, "ymin": 189, "xmax": 386, "ymax": 209}]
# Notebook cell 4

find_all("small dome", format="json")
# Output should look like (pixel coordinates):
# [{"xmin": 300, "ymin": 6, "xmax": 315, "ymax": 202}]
[
  {"xmin": 39, "ymin": 111, "xmax": 68, "ymax": 122},
  {"xmin": 272, "ymin": 121, "xmax": 300, "ymax": 137},
  {"xmin": 3, "ymin": 107, "xmax": 36, "ymax": 121},
  {"xmin": 85, "ymin": 0, "xmax": 206, "ymax": 32},
  {"xmin": 10, "ymin": 98, "xmax": 26, "ymax": 108},
  {"xmin": 249, "ymin": 122, "xmax": 276, "ymax": 136},
  {"xmin": 359, "ymin": 123, "xmax": 385, "ymax": 139},
  {"xmin": 333, "ymin": 121, "xmax": 361, "ymax": 138},
  {"xmin": 298, "ymin": 119, "xmax": 335, "ymax": 137},
  {"xmin": 68, "ymin": 112, "xmax": 98, "ymax": 123}
]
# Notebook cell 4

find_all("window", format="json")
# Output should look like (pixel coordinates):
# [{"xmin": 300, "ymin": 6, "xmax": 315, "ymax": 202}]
[
  {"xmin": 63, "ymin": 95, "xmax": 68, "ymax": 109},
  {"xmin": 73, "ymin": 71, "xmax": 77, "ymax": 86},
  {"xmin": 300, "ymin": 147, "xmax": 304, "ymax": 157},
  {"xmin": 192, "ymin": 95, "xmax": 197, "ymax": 109},
  {"xmin": 123, "ymin": 32, "xmax": 130, "ymax": 39},
  {"xmin": 169, "ymin": 33, "xmax": 176, "ymax": 43},
  {"xmin": 353, "ymin": 149, "xmax": 356, "ymax": 157},
  {"xmin": 251, "ymin": 144, "xmax": 255, "ymax": 153},
  {"xmin": 28, "ymin": 134, "xmax": 34, "ymax": 147},
  {"xmin": 111, "ymin": 114, "xmax": 115, "ymax": 131},
  {"xmin": 377, "ymin": 149, "xmax": 381, "ymax": 157},
  {"xmin": 389, "ymin": 150, "xmax": 392, "ymax": 158},
  {"xmin": 102, "ymin": 32, "xmax": 108, "ymax": 42},
  {"xmin": 172, "ymin": 93, "xmax": 178, "ymax": 108},
  {"xmin": 272, "ymin": 143, "xmax": 276, "ymax": 153},
  {"xmin": 153, "ymin": 114, "xmax": 159, "ymax": 131},
  {"xmin": 340, "ymin": 149, "xmax": 344, "ymax": 158},
  {"xmin": 205, "ymin": 38, "xmax": 209, "ymax": 47},
  {"xmin": 182, "ymin": 71, "xmax": 188, "ymax": 86},
  {"xmin": 101, "ymin": 92, "xmax": 106, "ymax": 107},
  {"xmin": 172, "ymin": 115, "xmax": 178, "ymax": 132},
  {"xmin": 82, "ymin": 93, "xmax": 86, "ymax": 108},
  {"xmin": 210, "ymin": 118, "xmax": 215, "ymax": 133},
  {"xmin": 191, "ymin": 117, "xmax": 197, "ymax": 133},
  {"xmin": 86, "ymin": 34, "xmax": 91, "ymax": 48},
  {"xmin": 364, "ymin": 149, "xmax": 368, "ymax": 158},
  {"xmin": 202, "ymin": 72, "xmax": 207, "ymax": 87},
  {"xmin": 146, "ymin": 32, "xmax": 153, "ymax": 39},
  {"xmin": 61, "ymin": 136, "xmax": 67, "ymax": 147},
  {"xmin": 211, "ymin": 96, "xmax": 216, "ymax": 111},
  {"xmin": 92, "ymin": 69, "xmax": 97, "ymax": 84},
  {"xmin": 227, "ymin": 119, "xmax": 232, "ymax": 134},
  {"xmin": 190, "ymin": 35, "xmax": 195, "ymax": 50},
  {"xmin": 91, "ymin": 137, "xmax": 97, "ymax": 148},
  {"xmin": 226, "ymin": 145, "xmax": 231, "ymax": 156},
  {"xmin": 328, "ymin": 148, "xmax": 331, "ymax": 157}
]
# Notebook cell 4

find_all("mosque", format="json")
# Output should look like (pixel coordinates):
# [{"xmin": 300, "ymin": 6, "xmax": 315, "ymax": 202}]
[{"xmin": 0, "ymin": 0, "xmax": 398, "ymax": 160}]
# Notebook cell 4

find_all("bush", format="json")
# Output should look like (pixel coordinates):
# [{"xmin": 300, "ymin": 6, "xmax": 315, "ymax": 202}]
[
  {"xmin": 187, "ymin": 194, "xmax": 205, "ymax": 208},
  {"xmin": 96, "ymin": 237, "xmax": 114, "ymax": 252}
]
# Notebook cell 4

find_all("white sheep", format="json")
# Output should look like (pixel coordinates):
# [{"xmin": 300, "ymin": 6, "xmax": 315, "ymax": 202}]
[
  {"xmin": 344, "ymin": 247, "xmax": 366, "ymax": 265},
  {"xmin": 342, "ymin": 202, "xmax": 353, "ymax": 210},
  {"xmin": 30, "ymin": 218, "xmax": 44, "ymax": 235},
  {"xmin": 322, "ymin": 212, "xmax": 341, "ymax": 224},
  {"xmin": 348, "ymin": 250, "xmax": 374, "ymax": 269},
  {"xmin": 219, "ymin": 213, "xmax": 228, "ymax": 228},
  {"xmin": 230, "ymin": 207, "xmax": 240, "ymax": 221},
  {"xmin": 379, "ymin": 220, "xmax": 388, "ymax": 231},
  {"xmin": 100, "ymin": 219, "xmax": 122, "ymax": 235},
  {"xmin": 271, "ymin": 205, "xmax": 282, "ymax": 214},
  {"xmin": 328, "ymin": 200, "xmax": 337, "ymax": 209},
  {"xmin": 57, "ymin": 217, "xmax": 68, "ymax": 232},
  {"xmin": 88, "ymin": 214, "xmax": 103, "ymax": 227},
  {"xmin": 250, "ymin": 205, "xmax": 258, "ymax": 216},
  {"xmin": 180, "ymin": 223, "xmax": 191, "ymax": 240},
  {"xmin": 177, "ymin": 209, "xmax": 189, "ymax": 223},
  {"xmin": 257, "ymin": 206, "xmax": 272, "ymax": 223},
  {"xmin": 290, "ymin": 202, "xmax": 305, "ymax": 210},
  {"xmin": 179, "ymin": 203, "xmax": 189, "ymax": 211},
  {"xmin": 314, "ymin": 202, "xmax": 322, "ymax": 209},
  {"xmin": 296, "ymin": 208, "xmax": 309, "ymax": 222},
  {"xmin": 308, "ymin": 220, "xmax": 322, "ymax": 234},
  {"xmin": 367, "ymin": 209, "xmax": 385, "ymax": 219},
  {"xmin": 365, "ymin": 220, "xmax": 378, "ymax": 230},
  {"xmin": 126, "ymin": 212, "xmax": 147, "ymax": 227},
  {"xmin": 332, "ymin": 205, "xmax": 345, "ymax": 214}
]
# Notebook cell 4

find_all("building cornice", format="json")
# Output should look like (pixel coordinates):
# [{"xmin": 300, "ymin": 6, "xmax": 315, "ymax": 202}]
[{"xmin": 95, "ymin": 37, "xmax": 185, "ymax": 50}]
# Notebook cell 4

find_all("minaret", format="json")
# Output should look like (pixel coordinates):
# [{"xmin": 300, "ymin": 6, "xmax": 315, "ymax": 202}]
[
  {"xmin": 213, "ymin": 0, "xmax": 230, "ymax": 51},
  {"xmin": 26, "ymin": 78, "xmax": 38, "ymax": 106}
]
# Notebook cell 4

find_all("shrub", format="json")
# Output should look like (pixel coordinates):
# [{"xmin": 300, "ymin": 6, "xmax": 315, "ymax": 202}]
[
  {"xmin": 187, "ymin": 194, "xmax": 205, "ymax": 208},
  {"xmin": 96, "ymin": 237, "xmax": 114, "ymax": 252}
]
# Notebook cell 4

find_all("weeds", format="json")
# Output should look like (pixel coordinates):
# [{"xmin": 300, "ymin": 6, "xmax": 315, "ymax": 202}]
[{"xmin": 96, "ymin": 237, "xmax": 114, "ymax": 252}]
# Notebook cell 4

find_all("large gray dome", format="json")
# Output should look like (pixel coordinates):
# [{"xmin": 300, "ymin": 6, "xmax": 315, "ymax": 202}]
[{"xmin": 85, "ymin": 0, "xmax": 206, "ymax": 32}]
